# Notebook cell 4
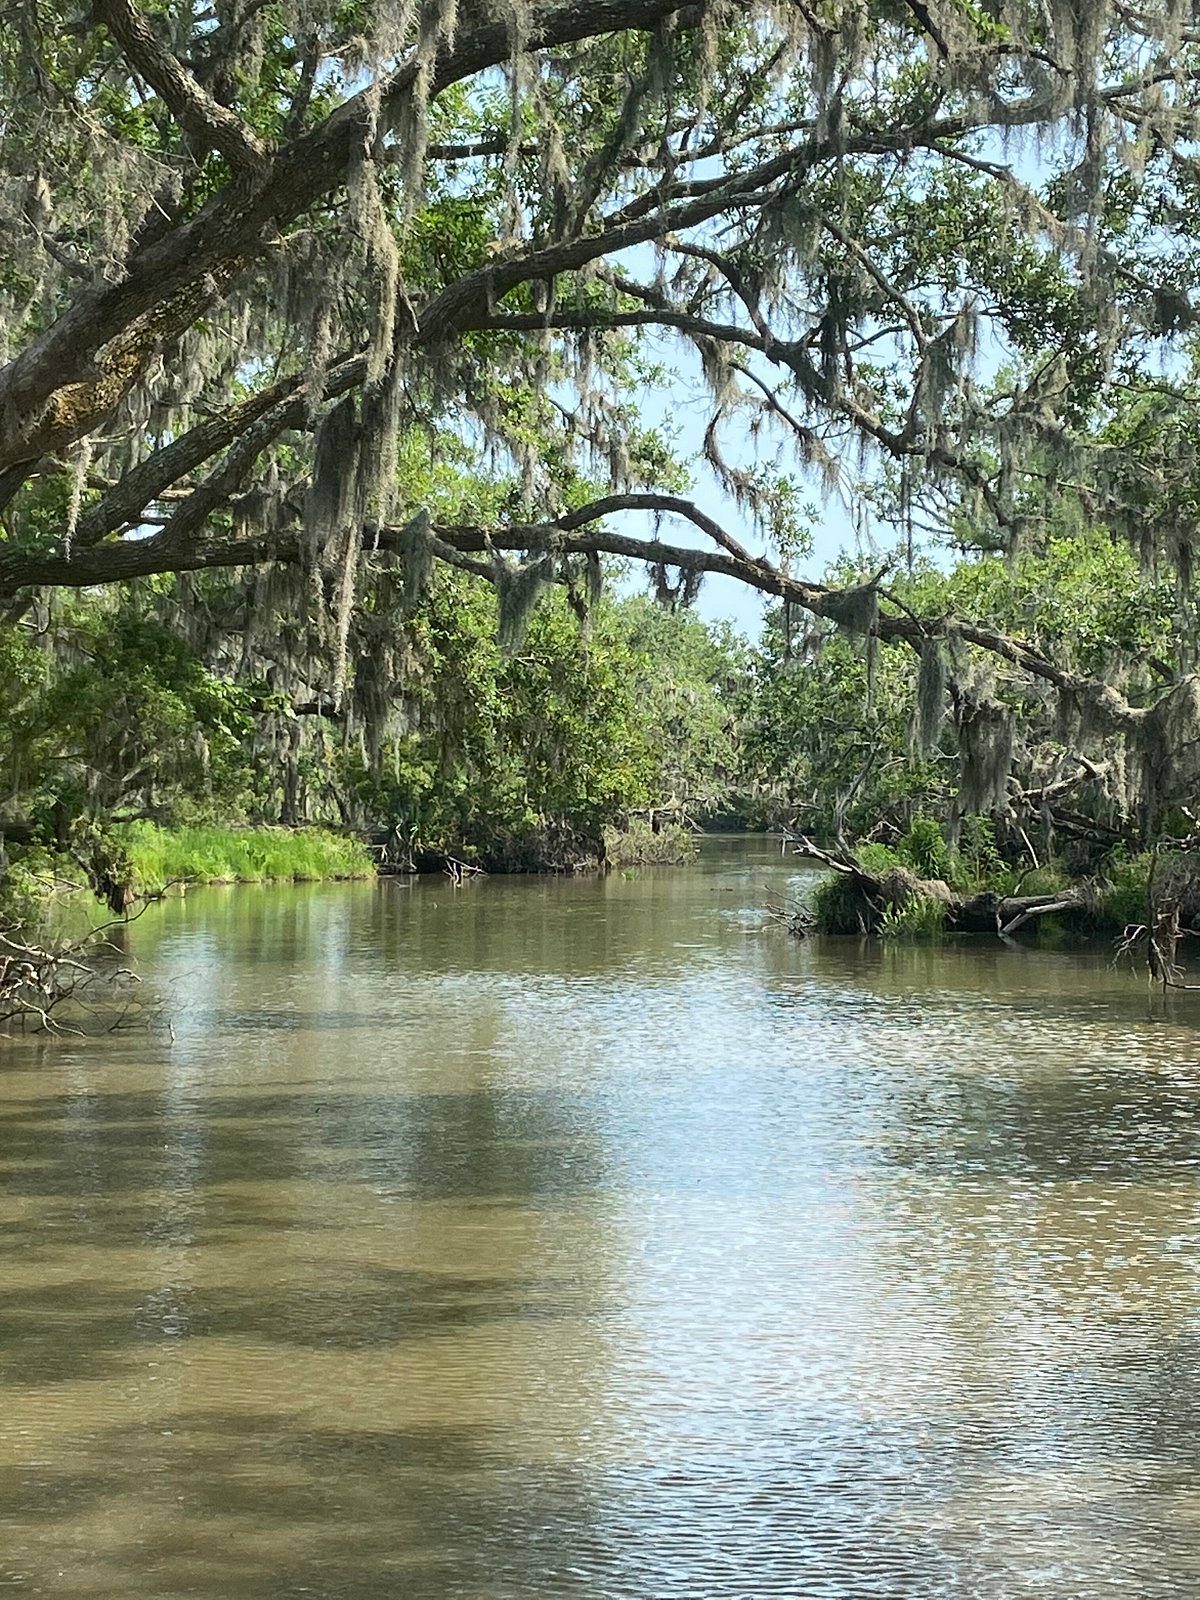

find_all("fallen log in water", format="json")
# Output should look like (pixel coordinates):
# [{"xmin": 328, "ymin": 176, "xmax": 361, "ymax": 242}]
[{"xmin": 791, "ymin": 838, "xmax": 1087, "ymax": 937}]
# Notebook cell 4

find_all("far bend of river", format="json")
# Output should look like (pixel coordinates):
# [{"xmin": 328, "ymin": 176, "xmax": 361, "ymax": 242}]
[{"xmin": 7, "ymin": 838, "xmax": 1200, "ymax": 1599}]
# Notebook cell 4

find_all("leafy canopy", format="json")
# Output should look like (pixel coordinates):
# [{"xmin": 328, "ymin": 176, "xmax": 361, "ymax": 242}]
[{"xmin": 3, "ymin": 0, "xmax": 1200, "ymax": 855}]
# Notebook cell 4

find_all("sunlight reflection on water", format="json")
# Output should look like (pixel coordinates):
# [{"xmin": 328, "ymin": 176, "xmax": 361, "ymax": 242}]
[{"xmin": 3, "ymin": 839, "xmax": 1200, "ymax": 1597}]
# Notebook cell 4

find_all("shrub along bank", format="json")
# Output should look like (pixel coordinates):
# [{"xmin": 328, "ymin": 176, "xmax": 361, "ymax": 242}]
[{"xmin": 803, "ymin": 817, "xmax": 1170, "ymax": 942}]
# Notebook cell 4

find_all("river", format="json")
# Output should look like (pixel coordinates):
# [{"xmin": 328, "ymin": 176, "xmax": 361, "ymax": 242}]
[{"xmin": 3, "ymin": 836, "xmax": 1200, "ymax": 1597}]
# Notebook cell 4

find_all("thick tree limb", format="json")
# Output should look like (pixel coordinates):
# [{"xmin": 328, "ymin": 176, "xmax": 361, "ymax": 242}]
[
  {"xmin": 0, "ymin": 0, "xmax": 703, "ymax": 485},
  {"xmin": 95, "ymin": 0, "xmax": 269, "ymax": 172},
  {"xmin": 0, "ymin": 488, "xmax": 1151, "ymax": 737}
]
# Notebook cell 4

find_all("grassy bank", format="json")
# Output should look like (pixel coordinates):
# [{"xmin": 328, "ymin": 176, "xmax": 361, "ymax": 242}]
[{"xmin": 113, "ymin": 823, "xmax": 376, "ymax": 896}]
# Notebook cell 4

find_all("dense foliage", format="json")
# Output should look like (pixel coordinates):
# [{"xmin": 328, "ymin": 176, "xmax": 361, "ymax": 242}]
[
  {"xmin": 0, "ymin": 565, "xmax": 748, "ymax": 888},
  {"xmin": 744, "ymin": 519, "xmax": 1188, "ymax": 862}
]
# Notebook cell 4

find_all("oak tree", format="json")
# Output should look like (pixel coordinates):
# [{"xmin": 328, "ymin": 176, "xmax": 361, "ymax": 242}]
[{"xmin": 3, "ymin": 0, "xmax": 1200, "ymax": 838}]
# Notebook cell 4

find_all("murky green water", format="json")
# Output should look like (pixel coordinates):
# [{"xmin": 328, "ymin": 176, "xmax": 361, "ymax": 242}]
[{"xmin": 4, "ymin": 837, "xmax": 1200, "ymax": 1597}]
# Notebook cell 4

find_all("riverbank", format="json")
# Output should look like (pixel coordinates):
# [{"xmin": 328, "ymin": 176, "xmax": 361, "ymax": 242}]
[
  {"xmin": 1, "ymin": 817, "xmax": 712, "ymax": 934},
  {"xmin": 114, "ymin": 822, "xmax": 376, "ymax": 896},
  {"xmin": 798, "ymin": 824, "xmax": 1165, "ymax": 942},
  {"xmin": 0, "ymin": 824, "xmax": 377, "ymax": 925}
]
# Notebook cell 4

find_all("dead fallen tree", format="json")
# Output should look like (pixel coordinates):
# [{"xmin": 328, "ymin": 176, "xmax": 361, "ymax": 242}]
[
  {"xmin": 0, "ymin": 924, "xmax": 143, "ymax": 1035},
  {"xmin": 790, "ymin": 838, "xmax": 1087, "ymax": 937}
]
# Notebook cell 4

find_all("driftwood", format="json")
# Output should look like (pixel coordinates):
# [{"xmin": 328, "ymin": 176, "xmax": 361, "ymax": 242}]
[{"xmin": 790, "ymin": 838, "xmax": 1087, "ymax": 936}]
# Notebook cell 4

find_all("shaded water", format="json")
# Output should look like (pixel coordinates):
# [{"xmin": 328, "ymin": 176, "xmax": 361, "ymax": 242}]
[{"xmin": 5, "ymin": 838, "xmax": 1200, "ymax": 1597}]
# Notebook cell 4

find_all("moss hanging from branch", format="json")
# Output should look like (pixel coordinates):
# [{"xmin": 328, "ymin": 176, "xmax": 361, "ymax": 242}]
[
  {"xmin": 819, "ymin": 581, "xmax": 879, "ymax": 637},
  {"xmin": 302, "ymin": 395, "xmax": 361, "ymax": 701},
  {"xmin": 491, "ymin": 545, "xmax": 557, "ymax": 655},
  {"xmin": 584, "ymin": 549, "xmax": 603, "ymax": 616},
  {"xmin": 650, "ymin": 561, "xmax": 703, "ymax": 611},
  {"xmin": 820, "ymin": 580, "xmax": 880, "ymax": 704},
  {"xmin": 329, "ymin": 518, "xmax": 363, "ymax": 706},
  {"xmin": 303, "ymin": 396, "xmax": 361, "ymax": 564},
  {"xmin": 355, "ymin": 364, "xmax": 405, "ymax": 530},
  {"xmin": 1134, "ymin": 676, "xmax": 1200, "ymax": 833},
  {"xmin": 955, "ymin": 691, "xmax": 1015, "ymax": 816},
  {"xmin": 563, "ymin": 550, "xmax": 603, "ymax": 629},
  {"xmin": 394, "ymin": 505, "xmax": 434, "ymax": 616},
  {"xmin": 64, "ymin": 433, "xmax": 94, "ymax": 562},
  {"xmin": 911, "ymin": 636, "xmax": 947, "ymax": 756}
]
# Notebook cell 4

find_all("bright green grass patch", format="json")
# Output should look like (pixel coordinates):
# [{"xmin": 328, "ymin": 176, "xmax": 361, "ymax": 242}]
[
  {"xmin": 114, "ymin": 823, "xmax": 375, "ymax": 895},
  {"xmin": 879, "ymin": 894, "xmax": 948, "ymax": 940}
]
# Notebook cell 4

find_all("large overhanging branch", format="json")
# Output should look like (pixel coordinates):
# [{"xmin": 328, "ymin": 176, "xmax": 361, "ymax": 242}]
[
  {"xmin": 0, "ymin": 492, "xmax": 1147, "ymax": 734},
  {"xmin": 2, "ymin": 4, "xmax": 1186, "ymax": 499},
  {"xmin": 0, "ymin": 0, "xmax": 705, "ymax": 486},
  {"xmin": 7, "ymin": 136, "xmax": 1016, "ymax": 546}
]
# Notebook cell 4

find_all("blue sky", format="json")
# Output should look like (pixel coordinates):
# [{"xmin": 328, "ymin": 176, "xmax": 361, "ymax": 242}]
[{"xmin": 615, "ymin": 338, "xmax": 863, "ymax": 641}]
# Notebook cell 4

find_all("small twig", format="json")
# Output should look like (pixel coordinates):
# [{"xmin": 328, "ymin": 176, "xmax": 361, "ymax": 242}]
[{"xmin": 443, "ymin": 855, "xmax": 485, "ymax": 887}]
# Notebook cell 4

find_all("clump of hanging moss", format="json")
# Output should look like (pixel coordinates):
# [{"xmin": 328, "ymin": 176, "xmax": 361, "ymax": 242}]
[{"xmin": 603, "ymin": 819, "xmax": 696, "ymax": 866}]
